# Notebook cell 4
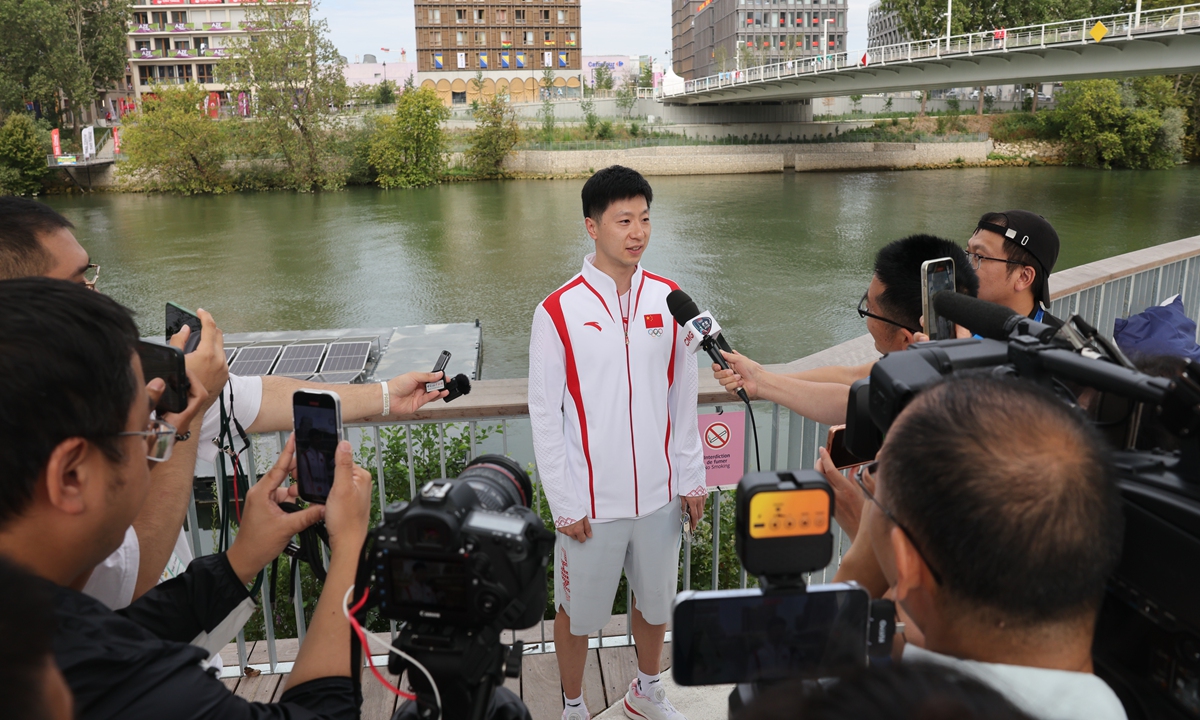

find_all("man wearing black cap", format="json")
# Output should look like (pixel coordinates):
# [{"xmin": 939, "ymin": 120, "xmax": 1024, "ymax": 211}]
[{"xmin": 966, "ymin": 210, "xmax": 1061, "ymax": 325}]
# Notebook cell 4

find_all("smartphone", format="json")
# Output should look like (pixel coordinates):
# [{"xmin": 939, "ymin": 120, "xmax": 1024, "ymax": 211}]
[
  {"xmin": 425, "ymin": 350, "xmax": 451, "ymax": 393},
  {"xmin": 825, "ymin": 425, "xmax": 866, "ymax": 470},
  {"xmin": 292, "ymin": 390, "xmax": 342, "ymax": 504},
  {"xmin": 165, "ymin": 302, "xmax": 202, "ymax": 354},
  {"xmin": 920, "ymin": 257, "xmax": 957, "ymax": 341},
  {"xmin": 672, "ymin": 584, "xmax": 871, "ymax": 685},
  {"xmin": 137, "ymin": 340, "xmax": 190, "ymax": 414}
]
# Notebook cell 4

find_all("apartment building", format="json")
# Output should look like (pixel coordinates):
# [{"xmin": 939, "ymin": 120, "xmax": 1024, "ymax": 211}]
[
  {"xmin": 413, "ymin": 0, "xmax": 583, "ymax": 105},
  {"xmin": 126, "ymin": 0, "xmax": 306, "ymax": 106},
  {"xmin": 671, "ymin": 0, "xmax": 699, "ymax": 80},
  {"xmin": 689, "ymin": 0, "xmax": 848, "ymax": 80},
  {"xmin": 867, "ymin": 1, "xmax": 909, "ymax": 49}
]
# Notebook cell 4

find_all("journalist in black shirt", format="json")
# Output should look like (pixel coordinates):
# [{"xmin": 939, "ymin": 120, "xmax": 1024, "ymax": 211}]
[{"xmin": 0, "ymin": 278, "xmax": 373, "ymax": 720}]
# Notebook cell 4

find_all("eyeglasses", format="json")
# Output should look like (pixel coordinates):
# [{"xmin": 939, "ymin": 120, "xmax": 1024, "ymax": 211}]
[
  {"xmin": 965, "ymin": 251, "xmax": 1024, "ymax": 271},
  {"xmin": 82, "ymin": 264, "xmax": 100, "ymax": 291},
  {"xmin": 855, "ymin": 462, "xmax": 944, "ymax": 585},
  {"xmin": 857, "ymin": 292, "xmax": 920, "ymax": 335},
  {"xmin": 118, "ymin": 418, "xmax": 176, "ymax": 463}
]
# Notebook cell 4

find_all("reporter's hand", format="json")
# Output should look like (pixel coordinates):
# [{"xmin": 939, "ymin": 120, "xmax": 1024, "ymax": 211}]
[
  {"xmin": 386, "ymin": 371, "xmax": 450, "ymax": 416},
  {"xmin": 179, "ymin": 309, "xmax": 229, "ymax": 411},
  {"xmin": 714, "ymin": 350, "xmax": 762, "ymax": 400},
  {"xmin": 681, "ymin": 493, "xmax": 706, "ymax": 533},
  {"xmin": 226, "ymin": 435, "xmax": 326, "ymax": 584},
  {"xmin": 557, "ymin": 517, "xmax": 592, "ymax": 543},
  {"xmin": 159, "ymin": 365, "xmax": 209, "ymax": 436},
  {"xmin": 816, "ymin": 447, "xmax": 865, "ymax": 540},
  {"xmin": 323, "ymin": 440, "xmax": 373, "ymax": 556}
]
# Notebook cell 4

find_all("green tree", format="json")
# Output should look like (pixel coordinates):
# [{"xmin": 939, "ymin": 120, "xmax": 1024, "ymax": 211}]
[
  {"xmin": 374, "ymin": 79, "xmax": 396, "ymax": 106},
  {"xmin": 221, "ymin": 0, "xmax": 349, "ymax": 191},
  {"xmin": 592, "ymin": 63, "xmax": 614, "ymax": 91},
  {"xmin": 580, "ymin": 97, "xmax": 599, "ymax": 136},
  {"xmin": 637, "ymin": 61, "xmax": 654, "ymax": 89},
  {"xmin": 1048, "ymin": 79, "xmax": 1178, "ymax": 169},
  {"xmin": 118, "ymin": 84, "xmax": 231, "ymax": 193},
  {"xmin": 849, "ymin": 94, "xmax": 863, "ymax": 114},
  {"xmin": 0, "ymin": 113, "xmax": 48, "ymax": 195},
  {"xmin": 538, "ymin": 67, "xmax": 556, "ymax": 141},
  {"xmin": 0, "ymin": 0, "xmax": 128, "ymax": 142},
  {"xmin": 368, "ymin": 86, "xmax": 449, "ymax": 188},
  {"xmin": 466, "ymin": 92, "xmax": 519, "ymax": 177},
  {"xmin": 615, "ymin": 78, "xmax": 637, "ymax": 119}
]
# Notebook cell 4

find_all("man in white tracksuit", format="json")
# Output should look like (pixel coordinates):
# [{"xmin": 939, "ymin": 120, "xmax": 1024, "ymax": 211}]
[{"xmin": 529, "ymin": 166, "xmax": 707, "ymax": 720}]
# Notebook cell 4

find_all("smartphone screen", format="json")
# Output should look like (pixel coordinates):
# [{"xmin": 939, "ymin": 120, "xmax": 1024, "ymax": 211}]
[
  {"xmin": 293, "ymin": 390, "xmax": 342, "ymax": 504},
  {"xmin": 137, "ymin": 341, "xmax": 189, "ymax": 414},
  {"xmin": 921, "ymin": 258, "xmax": 956, "ymax": 341},
  {"xmin": 825, "ymin": 426, "xmax": 865, "ymax": 470},
  {"xmin": 165, "ymin": 302, "xmax": 202, "ymax": 354},
  {"xmin": 672, "ymin": 585, "xmax": 869, "ymax": 685}
]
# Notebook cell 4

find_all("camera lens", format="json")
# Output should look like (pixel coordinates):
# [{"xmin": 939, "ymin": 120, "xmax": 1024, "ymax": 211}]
[{"xmin": 459, "ymin": 454, "xmax": 533, "ymax": 512}]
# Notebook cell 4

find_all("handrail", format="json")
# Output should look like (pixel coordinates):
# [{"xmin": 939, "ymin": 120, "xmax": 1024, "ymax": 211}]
[{"xmin": 671, "ymin": 3, "xmax": 1200, "ymax": 97}]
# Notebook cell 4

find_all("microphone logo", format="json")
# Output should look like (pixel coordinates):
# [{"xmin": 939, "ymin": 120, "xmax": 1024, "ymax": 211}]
[{"xmin": 692, "ymin": 317, "xmax": 713, "ymax": 336}]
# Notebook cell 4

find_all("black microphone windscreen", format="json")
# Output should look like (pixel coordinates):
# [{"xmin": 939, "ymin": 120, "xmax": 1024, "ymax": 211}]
[
  {"xmin": 932, "ymin": 291, "xmax": 1019, "ymax": 341},
  {"xmin": 666, "ymin": 289, "xmax": 700, "ymax": 327},
  {"xmin": 454, "ymin": 374, "xmax": 471, "ymax": 395}
]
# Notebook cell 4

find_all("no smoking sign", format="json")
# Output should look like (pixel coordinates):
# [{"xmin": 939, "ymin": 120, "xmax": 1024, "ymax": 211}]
[
  {"xmin": 697, "ymin": 412, "xmax": 744, "ymax": 488},
  {"xmin": 704, "ymin": 422, "xmax": 731, "ymax": 449}
]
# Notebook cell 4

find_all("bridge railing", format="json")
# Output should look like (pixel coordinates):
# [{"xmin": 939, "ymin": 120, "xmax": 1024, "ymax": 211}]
[
  {"xmin": 206, "ymin": 234, "xmax": 1200, "ymax": 677},
  {"xmin": 674, "ymin": 3, "xmax": 1200, "ymax": 97}
]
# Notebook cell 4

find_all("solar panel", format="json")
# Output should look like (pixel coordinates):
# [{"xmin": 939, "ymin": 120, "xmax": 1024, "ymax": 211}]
[
  {"xmin": 272, "ymin": 343, "xmax": 327, "ymax": 377},
  {"xmin": 320, "ymin": 341, "xmax": 371, "ymax": 374},
  {"xmin": 228, "ymin": 345, "xmax": 282, "ymax": 376},
  {"xmin": 225, "ymin": 347, "xmax": 237, "ymax": 363},
  {"xmin": 313, "ymin": 371, "xmax": 363, "ymax": 384}
]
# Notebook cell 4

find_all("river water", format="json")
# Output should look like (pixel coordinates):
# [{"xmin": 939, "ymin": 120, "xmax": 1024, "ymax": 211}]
[{"xmin": 47, "ymin": 165, "xmax": 1200, "ymax": 378}]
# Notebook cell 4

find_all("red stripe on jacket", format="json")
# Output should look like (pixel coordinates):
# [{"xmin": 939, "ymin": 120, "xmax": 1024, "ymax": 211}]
[{"xmin": 543, "ymin": 278, "xmax": 598, "ymax": 518}]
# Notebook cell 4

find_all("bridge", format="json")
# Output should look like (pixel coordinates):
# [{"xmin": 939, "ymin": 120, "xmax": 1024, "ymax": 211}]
[{"xmin": 664, "ymin": 4, "xmax": 1200, "ymax": 105}]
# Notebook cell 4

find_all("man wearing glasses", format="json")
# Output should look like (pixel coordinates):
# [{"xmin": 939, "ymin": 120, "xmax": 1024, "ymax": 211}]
[
  {"xmin": 710, "ymin": 235, "xmax": 979, "ymax": 426},
  {"xmin": 966, "ymin": 210, "xmax": 1061, "ymax": 325},
  {"xmin": 831, "ymin": 375, "xmax": 1127, "ymax": 720}
]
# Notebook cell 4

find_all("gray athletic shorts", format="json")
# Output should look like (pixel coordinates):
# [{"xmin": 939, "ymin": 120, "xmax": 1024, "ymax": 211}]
[{"xmin": 554, "ymin": 499, "xmax": 683, "ymax": 636}]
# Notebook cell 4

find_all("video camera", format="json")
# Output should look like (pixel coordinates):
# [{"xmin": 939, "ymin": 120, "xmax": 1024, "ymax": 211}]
[
  {"xmin": 671, "ymin": 471, "xmax": 897, "ymax": 715},
  {"xmin": 843, "ymin": 291, "xmax": 1200, "ymax": 720},
  {"xmin": 351, "ymin": 455, "xmax": 555, "ymax": 720}
]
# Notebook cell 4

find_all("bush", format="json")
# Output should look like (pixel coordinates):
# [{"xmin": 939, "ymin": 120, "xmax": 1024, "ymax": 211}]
[
  {"xmin": 368, "ymin": 86, "xmax": 450, "ymax": 188},
  {"xmin": 118, "ymin": 84, "xmax": 231, "ymax": 193},
  {"xmin": 466, "ymin": 93, "xmax": 520, "ymax": 177},
  {"xmin": 374, "ymin": 80, "xmax": 396, "ymax": 106},
  {"xmin": 1049, "ymin": 79, "xmax": 1178, "ymax": 169},
  {"xmin": 0, "ymin": 113, "xmax": 48, "ymax": 195},
  {"xmin": 580, "ymin": 98, "xmax": 598, "ymax": 137},
  {"xmin": 629, "ymin": 121, "xmax": 640, "ymax": 137},
  {"xmin": 595, "ymin": 120, "xmax": 614, "ymax": 140},
  {"xmin": 990, "ymin": 112, "xmax": 1050, "ymax": 142}
]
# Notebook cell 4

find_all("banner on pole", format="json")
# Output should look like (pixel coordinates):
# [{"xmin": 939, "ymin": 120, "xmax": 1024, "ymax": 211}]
[
  {"xmin": 81, "ymin": 126, "xmax": 95, "ymax": 161},
  {"xmin": 51, "ymin": 128, "xmax": 61, "ymax": 156},
  {"xmin": 698, "ymin": 411, "xmax": 745, "ymax": 489},
  {"xmin": 111, "ymin": 127, "xmax": 120, "ymax": 154}
]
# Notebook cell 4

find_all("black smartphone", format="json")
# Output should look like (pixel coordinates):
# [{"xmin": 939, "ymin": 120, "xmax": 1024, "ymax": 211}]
[
  {"xmin": 672, "ymin": 584, "xmax": 870, "ymax": 685},
  {"xmin": 425, "ymin": 350, "xmax": 451, "ymax": 393},
  {"xmin": 920, "ymin": 258, "xmax": 956, "ymax": 340},
  {"xmin": 825, "ymin": 425, "xmax": 866, "ymax": 470},
  {"xmin": 293, "ymin": 390, "xmax": 342, "ymax": 505},
  {"xmin": 165, "ymin": 302, "xmax": 202, "ymax": 354},
  {"xmin": 137, "ymin": 340, "xmax": 190, "ymax": 414}
]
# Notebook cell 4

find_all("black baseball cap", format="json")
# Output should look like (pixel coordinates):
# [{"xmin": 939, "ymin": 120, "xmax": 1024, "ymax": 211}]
[{"xmin": 975, "ymin": 210, "xmax": 1060, "ymax": 307}]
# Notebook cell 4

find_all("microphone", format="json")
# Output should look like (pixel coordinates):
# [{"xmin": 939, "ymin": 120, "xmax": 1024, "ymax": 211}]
[
  {"xmin": 666, "ymin": 289, "xmax": 750, "ymax": 404},
  {"xmin": 443, "ymin": 373, "xmax": 471, "ymax": 403},
  {"xmin": 932, "ymin": 291, "xmax": 1056, "ymax": 343}
]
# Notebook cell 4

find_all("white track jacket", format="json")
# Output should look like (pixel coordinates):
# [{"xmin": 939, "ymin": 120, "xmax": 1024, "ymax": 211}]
[{"xmin": 529, "ymin": 254, "xmax": 706, "ymax": 528}]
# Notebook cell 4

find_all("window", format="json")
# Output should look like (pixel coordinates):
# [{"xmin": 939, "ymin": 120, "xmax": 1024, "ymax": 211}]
[
  {"xmin": 523, "ymin": 30, "xmax": 533, "ymax": 45},
  {"xmin": 474, "ymin": 9, "xmax": 485, "ymax": 23},
  {"xmin": 197, "ymin": 64, "xmax": 214, "ymax": 83},
  {"xmin": 515, "ymin": 9, "xmax": 526, "ymax": 23},
  {"xmin": 136, "ymin": 40, "xmax": 151, "ymax": 51},
  {"xmin": 452, "ymin": 91, "xmax": 466, "ymax": 104},
  {"xmin": 500, "ymin": 30, "xmax": 511, "ymax": 45},
  {"xmin": 429, "ymin": 8, "xmax": 441, "ymax": 22},
  {"xmin": 174, "ymin": 40, "xmax": 190, "ymax": 50},
  {"xmin": 193, "ymin": 36, "xmax": 209, "ymax": 51},
  {"xmin": 155, "ymin": 38, "xmax": 169, "ymax": 51},
  {"xmin": 456, "ymin": 9, "xmax": 466, "ymax": 23},
  {"xmin": 139, "ymin": 66, "xmax": 151, "ymax": 85},
  {"xmin": 540, "ymin": 9, "xmax": 550, "ymax": 23},
  {"xmin": 557, "ymin": 9, "xmax": 565, "ymax": 23},
  {"xmin": 432, "ymin": 30, "xmax": 442, "ymax": 44},
  {"xmin": 151, "ymin": 11, "xmax": 167, "ymax": 24},
  {"xmin": 496, "ymin": 9, "xmax": 507, "ymax": 22},
  {"xmin": 543, "ymin": 30, "xmax": 553, "ymax": 43},
  {"xmin": 456, "ymin": 31, "xmax": 466, "ymax": 46},
  {"xmin": 178, "ymin": 64, "xmax": 193, "ymax": 81},
  {"xmin": 475, "ymin": 31, "xmax": 486, "ymax": 45},
  {"xmin": 133, "ymin": 11, "xmax": 148, "ymax": 24},
  {"xmin": 170, "ymin": 11, "xmax": 186, "ymax": 23},
  {"xmin": 567, "ymin": 31, "xmax": 576, "ymax": 44}
]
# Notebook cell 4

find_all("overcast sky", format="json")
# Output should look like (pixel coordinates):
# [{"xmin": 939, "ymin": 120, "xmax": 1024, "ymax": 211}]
[{"xmin": 317, "ymin": 0, "xmax": 872, "ymax": 66}]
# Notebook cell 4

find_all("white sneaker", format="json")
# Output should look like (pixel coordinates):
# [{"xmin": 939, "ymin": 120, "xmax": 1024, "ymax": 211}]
[
  {"xmin": 562, "ymin": 703, "xmax": 590, "ymax": 720},
  {"xmin": 623, "ymin": 678, "xmax": 686, "ymax": 720}
]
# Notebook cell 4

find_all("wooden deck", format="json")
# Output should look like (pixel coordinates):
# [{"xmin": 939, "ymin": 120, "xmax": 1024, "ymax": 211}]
[{"xmin": 219, "ymin": 618, "xmax": 670, "ymax": 720}]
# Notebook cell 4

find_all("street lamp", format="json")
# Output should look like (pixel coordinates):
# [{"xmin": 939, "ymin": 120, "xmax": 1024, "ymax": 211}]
[{"xmin": 822, "ymin": 17, "xmax": 835, "ymax": 68}]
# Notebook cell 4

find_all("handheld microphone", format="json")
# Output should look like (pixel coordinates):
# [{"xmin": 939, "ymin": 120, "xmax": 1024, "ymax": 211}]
[
  {"xmin": 932, "ymin": 291, "xmax": 1056, "ymax": 343},
  {"xmin": 666, "ymin": 289, "xmax": 750, "ymax": 404}
]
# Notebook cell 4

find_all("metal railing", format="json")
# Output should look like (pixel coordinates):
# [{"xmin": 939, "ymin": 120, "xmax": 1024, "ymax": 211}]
[
  {"xmin": 202, "ymin": 235, "xmax": 1200, "ymax": 677},
  {"xmin": 672, "ymin": 3, "xmax": 1200, "ymax": 98}
]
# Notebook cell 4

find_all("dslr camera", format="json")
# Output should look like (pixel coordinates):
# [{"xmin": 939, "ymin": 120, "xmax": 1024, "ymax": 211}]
[
  {"xmin": 358, "ymin": 455, "xmax": 555, "ymax": 720},
  {"xmin": 671, "ymin": 471, "xmax": 896, "ymax": 715}
]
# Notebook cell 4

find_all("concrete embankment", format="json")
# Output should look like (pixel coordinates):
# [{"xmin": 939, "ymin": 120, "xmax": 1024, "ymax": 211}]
[{"xmin": 500, "ymin": 139, "xmax": 994, "ymax": 176}]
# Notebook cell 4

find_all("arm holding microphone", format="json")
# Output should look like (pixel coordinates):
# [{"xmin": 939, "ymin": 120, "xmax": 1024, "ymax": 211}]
[{"xmin": 713, "ymin": 351, "xmax": 853, "ymax": 427}]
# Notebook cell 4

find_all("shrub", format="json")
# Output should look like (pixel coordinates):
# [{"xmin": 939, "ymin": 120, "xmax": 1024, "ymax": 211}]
[
  {"xmin": 368, "ymin": 86, "xmax": 450, "ymax": 188},
  {"xmin": 595, "ymin": 120, "xmax": 614, "ymax": 140},
  {"xmin": 466, "ymin": 93, "xmax": 520, "ymax": 177},
  {"xmin": 0, "ymin": 113, "xmax": 48, "ymax": 195},
  {"xmin": 118, "ymin": 84, "xmax": 231, "ymax": 193},
  {"xmin": 1048, "ymin": 79, "xmax": 1177, "ymax": 169},
  {"xmin": 580, "ymin": 98, "xmax": 598, "ymax": 136},
  {"xmin": 629, "ymin": 121, "xmax": 640, "ymax": 137},
  {"xmin": 990, "ymin": 112, "xmax": 1050, "ymax": 142}
]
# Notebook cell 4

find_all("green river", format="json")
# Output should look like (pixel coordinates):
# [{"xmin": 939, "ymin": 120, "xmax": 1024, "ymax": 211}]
[{"xmin": 46, "ymin": 165, "xmax": 1200, "ymax": 378}]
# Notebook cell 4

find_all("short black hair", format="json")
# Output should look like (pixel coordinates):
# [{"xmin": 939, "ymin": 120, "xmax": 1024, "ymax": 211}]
[
  {"xmin": 581, "ymin": 165, "xmax": 653, "ymax": 221},
  {"xmin": 0, "ymin": 278, "xmax": 142, "ymax": 528},
  {"xmin": 0, "ymin": 197, "xmax": 74, "ymax": 280},
  {"xmin": 0, "ymin": 556, "xmax": 59, "ymax": 720},
  {"xmin": 737, "ymin": 662, "xmax": 1034, "ymax": 720},
  {"xmin": 879, "ymin": 374, "xmax": 1123, "ymax": 625},
  {"xmin": 874, "ymin": 234, "xmax": 980, "ymax": 331}
]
